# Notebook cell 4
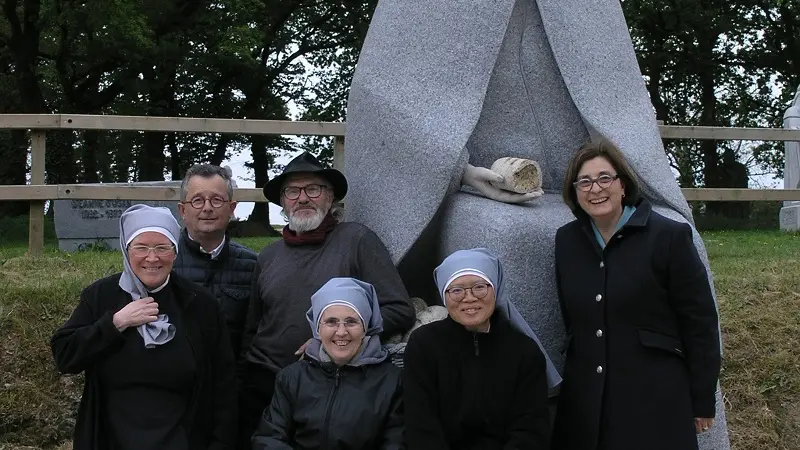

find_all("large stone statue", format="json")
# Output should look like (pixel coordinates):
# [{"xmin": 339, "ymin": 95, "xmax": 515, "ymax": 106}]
[{"xmin": 344, "ymin": 0, "xmax": 731, "ymax": 448}]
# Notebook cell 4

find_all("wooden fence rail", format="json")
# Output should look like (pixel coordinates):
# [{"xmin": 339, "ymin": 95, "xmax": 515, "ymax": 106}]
[{"xmin": 1, "ymin": 114, "xmax": 799, "ymax": 255}]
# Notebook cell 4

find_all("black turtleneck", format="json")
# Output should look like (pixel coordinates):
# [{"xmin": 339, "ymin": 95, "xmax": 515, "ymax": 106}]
[{"xmin": 403, "ymin": 314, "xmax": 551, "ymax": 450}]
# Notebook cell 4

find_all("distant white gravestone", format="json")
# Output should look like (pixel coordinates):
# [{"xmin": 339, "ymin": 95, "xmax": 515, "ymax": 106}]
[
  {"xmin": 780, "ymin": 87, "xmax": 800, "ymax": 231},
  {"xmin": 53, "ymin": 182, "xmax": 183, "ymax": 251}
]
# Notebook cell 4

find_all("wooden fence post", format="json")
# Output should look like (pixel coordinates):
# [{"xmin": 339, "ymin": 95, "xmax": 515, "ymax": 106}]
[
  {"xmin": 28, "ymin": 130, "xmax": 46, "ymax": 255},
  {"xmin": 333, "ymin": 135, "xmax": 345, "ymax": 171}
]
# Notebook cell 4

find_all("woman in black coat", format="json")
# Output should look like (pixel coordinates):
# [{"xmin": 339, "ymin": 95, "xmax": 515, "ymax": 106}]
[
  {"xmin": 251, "ymin": 277, "xmax": 404, "ymax": 450},
  {"xmin": 403, "ymin": 248, "xmax": 555, "ymax": 450},
  {"xmin": 551, "ymin": 139, "xmax": 722, "ymax": 450},
  {"xmin": 51, "ymin": 204, "xmax": 237, "ymax": 450}
]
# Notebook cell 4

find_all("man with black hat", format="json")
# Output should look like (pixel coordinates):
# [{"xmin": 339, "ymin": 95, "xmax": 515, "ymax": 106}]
[{"xmin": 237, "ymin": 151, "xmax": 415, "ymax": 448}]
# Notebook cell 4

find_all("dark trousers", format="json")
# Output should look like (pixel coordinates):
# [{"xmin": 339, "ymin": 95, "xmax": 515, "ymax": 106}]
[{"xmin": 237, "ymin": 362, "xmax": 277, "ymax": 450}]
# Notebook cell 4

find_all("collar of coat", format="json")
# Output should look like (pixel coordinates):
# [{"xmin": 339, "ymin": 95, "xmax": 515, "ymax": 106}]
[{"xmin": 181, "ymin": 227, "xmax": 230, "ymax": 260}]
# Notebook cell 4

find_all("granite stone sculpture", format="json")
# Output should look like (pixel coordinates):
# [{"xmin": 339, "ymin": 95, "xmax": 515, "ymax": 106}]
[{"xmin": 344, "ymin": 0, "xmax": 730, "ymax": 447}]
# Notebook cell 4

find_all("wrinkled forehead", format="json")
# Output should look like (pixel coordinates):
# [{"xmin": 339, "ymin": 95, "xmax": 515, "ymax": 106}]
[
  {"xmin": 283, "ymin": 173, "xmax": 329, "ymax": 188},
  {"xmin": 186, "ymin": 174, "xmax": 230, "ymax": 198}
]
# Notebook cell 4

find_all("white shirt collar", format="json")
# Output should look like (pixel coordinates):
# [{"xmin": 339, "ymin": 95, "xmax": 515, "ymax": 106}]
[
  {"xmin": 148, "ymin": 275, "xmax": 170, "ymax": 293},
  {"xmin": 187, "ymin": 232, "xmax": 226, "ymax": 259}
]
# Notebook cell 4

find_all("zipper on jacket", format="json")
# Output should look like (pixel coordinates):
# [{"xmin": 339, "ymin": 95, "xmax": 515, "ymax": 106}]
[
  {"xmin": 473, "ymin": 333, "xmax": 480, "ymax": 356},
  {"xmin": 320, "ymin": 368, "xmax": 341, "ymax": 447}
]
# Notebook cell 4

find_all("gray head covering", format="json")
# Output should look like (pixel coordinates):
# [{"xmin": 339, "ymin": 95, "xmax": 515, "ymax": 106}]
[
  {"xmin": 434, "ymin": 248, "xmax": 562, "ymax": 389},
  {"xmin": 305, "ymin": 277, "xmax": 388, "ymax": 366},
  {"xmin": 119, "ymin": 204, "xmax": 181, "ymax": 348}
]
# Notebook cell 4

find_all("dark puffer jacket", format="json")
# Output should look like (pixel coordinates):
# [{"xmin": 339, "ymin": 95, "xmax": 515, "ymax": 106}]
[
  {"xmin": 252, "ymin": 358, "xmax": 404, "ymax": 450},
  {"xmin": 173, "ymin": 228, "xmax": 257, "ymax": 358}
]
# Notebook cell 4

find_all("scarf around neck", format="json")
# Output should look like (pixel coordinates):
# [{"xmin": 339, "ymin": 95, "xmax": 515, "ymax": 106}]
[{"xmin": 282, "ymin": 213, "xmax": 338, "ymax": 246}]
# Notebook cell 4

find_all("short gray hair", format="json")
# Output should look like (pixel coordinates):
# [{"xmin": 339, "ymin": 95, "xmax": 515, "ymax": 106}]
[{"xmin": 180, "ymin": 164, "xmax": 237, "ymax": 201}]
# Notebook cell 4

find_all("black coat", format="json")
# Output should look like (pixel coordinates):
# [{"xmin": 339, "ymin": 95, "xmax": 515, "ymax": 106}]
[
  {"xmin": 252, "ymin": 357, "xmax": 404, "ymax": 450},
  {"xmin": 551, "ymin": 199, "xmax": 721, "ymax": 450},
  {"xmin": 51, "ymin": 272, "xmax": 238, "ymax": 450},
  {"xmin": 403, "ymin": 315, "xmax": 550, "ymax": 450},
  {"xmin": 174, "ymin": 229, "xmax": 258, "ymax": 359}
]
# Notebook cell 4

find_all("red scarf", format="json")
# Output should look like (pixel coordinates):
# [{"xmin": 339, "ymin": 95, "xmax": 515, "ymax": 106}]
[{"xmin": 282, "ymin": 213, "xmax": 338, "ymax": 246}]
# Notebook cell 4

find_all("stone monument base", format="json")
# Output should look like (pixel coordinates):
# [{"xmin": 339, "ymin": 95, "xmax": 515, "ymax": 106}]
[{"xmin": 780, "ymin": 203, "xmax": 800, "ymax": 231}]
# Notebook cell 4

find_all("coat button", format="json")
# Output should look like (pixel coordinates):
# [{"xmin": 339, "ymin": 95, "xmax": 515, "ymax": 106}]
[
  {"xmin": 617, "ymin": 234, "xmax": 623, "ymax": 239},
  {"xmin": 596, "ymin": 329, "xmax": 603, "ymax": 338},
  {"xmin": 599, "ymin": 261, "xmax": 604, "ymax": 268},
  {"xmin": 596, "ymin": 365, "xmax": 604, "ymax": 374},
  {"xmin": 595, "ymin": 294, "xmax": 602, "ymax": 302}
]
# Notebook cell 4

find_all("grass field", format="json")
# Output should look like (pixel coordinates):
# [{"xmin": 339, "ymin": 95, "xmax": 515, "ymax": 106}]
[{"xmin": 1, "ymin": 230, "xmax": 799, "ymax": 449}]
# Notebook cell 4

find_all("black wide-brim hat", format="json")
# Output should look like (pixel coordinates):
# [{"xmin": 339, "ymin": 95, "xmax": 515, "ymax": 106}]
[{"xmin": 263, "ymin": 151, "xmax": 348, "ymax": 205}]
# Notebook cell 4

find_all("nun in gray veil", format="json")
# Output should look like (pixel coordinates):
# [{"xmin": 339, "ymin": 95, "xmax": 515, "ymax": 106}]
[
  {"xmin": 252, "ymin": 277, "xmax": 404, "ymax": 450},
  {"xmin": 51, "ymin": 204, "xmax": 237, "ymax": 450},
  {"xmin": 402, "ymin": 248, "xmax": 553, "ymax": 450}
]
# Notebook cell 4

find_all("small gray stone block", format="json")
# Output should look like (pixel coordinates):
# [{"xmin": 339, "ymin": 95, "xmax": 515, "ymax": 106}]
[
  {"xmin": 780, "ymin": 204, "xmax": 800, "ymax": 231},
  {"xmin": 53, "ymin": 182, "xmax": 183, "ymax": 252}
]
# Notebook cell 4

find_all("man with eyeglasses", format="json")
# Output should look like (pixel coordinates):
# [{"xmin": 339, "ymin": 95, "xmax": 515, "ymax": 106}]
[
  {"xmin": 236, "ymin": 151, "xmax": 415, "ymax": 449},
  {"xmin": 174, "ymin": 164, "xmax": 258, "ymax": 360}
]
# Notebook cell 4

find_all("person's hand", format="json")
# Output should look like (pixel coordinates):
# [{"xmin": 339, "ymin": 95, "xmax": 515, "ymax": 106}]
[
  {"xmin": 695, "ymin": 417, "xmax": 714, "ymax": 433},
  {"xmin": 462, "ymin": 164, "xmax": 544, "ymax": 204},
  {"xmin": 112, "ymin": 297, "xmax": 159, "ymax": 332},
  {"xmin": 295, "ymin": 338, "xmax": 312, "ymax": 357}
]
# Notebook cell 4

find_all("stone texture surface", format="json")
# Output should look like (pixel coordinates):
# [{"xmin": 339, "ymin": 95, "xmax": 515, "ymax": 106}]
[
  {"xmin": 344, "ymin": 0, "xmax": 730, "ymax": 447},
  {"xmin": 54, "ymin": 182, "xmax": 183, "ymax": 252}
]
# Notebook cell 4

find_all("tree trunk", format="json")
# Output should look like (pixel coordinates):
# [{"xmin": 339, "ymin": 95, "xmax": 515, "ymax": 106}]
[
  {"xmin": 210, "ymin": 135, "xmax": 232, "ymax": 166},
  {"xmin": 0, "ymin": 130, "xmax": 30, "ymax": 217},
  {"xmin": 138, "ymin": 60, "xmax": 177, "ymax": 181},
  {"xmin": 81, "ymin": 130, "xmax": 100, "ymax": 183},
  {"xmin": 169, "ymin": 132, "xmax": 181, "ymax": 181},
  {"xmin": 45, "ymin": 131, "xmax": 76, "ymax": 184},
  {"xmin": 241, "ymin": 88, "xmax": 277, "ymax": 231}
]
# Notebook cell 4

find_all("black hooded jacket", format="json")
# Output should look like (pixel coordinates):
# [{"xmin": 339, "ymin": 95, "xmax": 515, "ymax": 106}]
[{"xmin": 252, "ymin": 353, "xmax": 404, "ymax": 450}]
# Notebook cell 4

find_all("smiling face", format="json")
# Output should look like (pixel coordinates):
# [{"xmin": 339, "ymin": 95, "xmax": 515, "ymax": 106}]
[
  {"xmin": 318, "ymin": 304, "xmax": 366, "ymax": 366},
  {"xmin": 444, "ymin": 274, "xmax": 496, "ymax": 332},
  {"xmin": 575, "ymin": 156, "xmax": 626, "ymax": 223},
  {"xmin": 281, "ymin": 173, "xmax": 334, "ymax": 233},
  {"xmin": 127, "ymin": 231, "xmax": 176, "ymax": 290}
]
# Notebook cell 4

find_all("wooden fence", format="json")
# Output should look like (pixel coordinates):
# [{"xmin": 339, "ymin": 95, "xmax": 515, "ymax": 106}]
[{"xmin": 2, "ymin": 113, "xmax": 800, "ymax": 255}]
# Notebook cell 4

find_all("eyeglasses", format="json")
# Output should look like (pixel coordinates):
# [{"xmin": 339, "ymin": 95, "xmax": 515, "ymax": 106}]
[
  {"xmin": 182, "ymin": 196, "xmax": 229, "ymax": 209},
  {"xmin": 128, "ymin": 244, "xmax": 175, "ymax": 258},
  {"xmin": 321, "ymin": 318, "xmax": 362, "ymax": 330},
  {"xmin": 282, "ymin": 184, "xmax": 328, "ymax": 200},
  {"xmin": 573, "ymin": 174, "xmax": 619, "ymax": 192},
  {"xmin": 445, "ymin": 283, "xmax": 492, "ymax": 302}
]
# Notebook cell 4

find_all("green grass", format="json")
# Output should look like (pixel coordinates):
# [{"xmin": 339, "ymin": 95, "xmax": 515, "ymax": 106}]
[
  {"xmin": 703, "ymin": 230, "xmax": 800, "ymax": 449},
  {"xmin": 1, "ymin": 231, "xmax": 799, "ymax": 449}
]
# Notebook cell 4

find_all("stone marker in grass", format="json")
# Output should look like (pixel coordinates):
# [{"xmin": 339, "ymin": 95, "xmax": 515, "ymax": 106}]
[{"xmin": 53, "ymin": 182, "xmax": 183, "ymax": 252}]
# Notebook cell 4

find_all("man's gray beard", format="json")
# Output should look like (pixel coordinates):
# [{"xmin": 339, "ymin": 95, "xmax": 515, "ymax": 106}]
[{"xmin": 287, "ymin": 207, "xmax": 326, "ymax": 233}]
